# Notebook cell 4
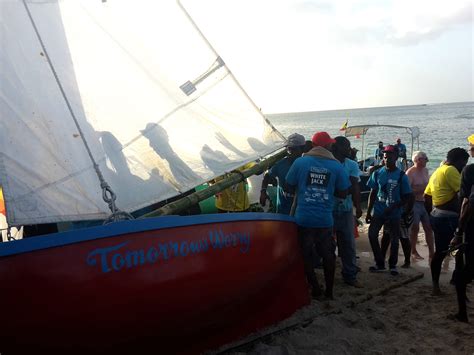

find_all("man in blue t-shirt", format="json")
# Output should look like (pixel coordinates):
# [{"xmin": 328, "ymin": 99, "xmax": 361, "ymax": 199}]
[
  {"xmin": 366, "ymin": 145, "xmax": 413, "ymax": 275},
  {"xmin": 395, "ymin": 138, "xmax": 407, "ymax": 170},
  {"xmin": 286, "ymin": 132, "xmax": 351, "ymax": 300},
  {"xmin": 260, "ymin": 133, "xmax": 306, "ymax": 214},
  {"xmin": 332, "ymin": 136, "xmax": 363, "ymax": 288},
  {"xmin": 374, "ymin": 141, "xmax": 384, "ymax": 165}
]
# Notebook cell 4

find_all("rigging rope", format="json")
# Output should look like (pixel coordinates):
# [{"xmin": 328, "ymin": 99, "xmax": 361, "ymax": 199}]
[{"xmin": 22, "ymin": 0, "xmax": 132, "ymax": 223}]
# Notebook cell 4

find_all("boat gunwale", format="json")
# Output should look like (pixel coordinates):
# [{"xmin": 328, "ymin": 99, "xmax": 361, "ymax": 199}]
[{"xmin": 0, "ymin": 213, "xmax": 295, "ymax": 257}]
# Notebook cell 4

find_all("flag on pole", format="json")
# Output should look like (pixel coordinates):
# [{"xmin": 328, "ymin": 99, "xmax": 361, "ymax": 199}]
[
  {"xmin": 0, "ymin": 187, "xmax": 5, "ymax": 216},
  {"xmin": 339, "ymin": 119, "xmax": 348, "ymax": 131}
]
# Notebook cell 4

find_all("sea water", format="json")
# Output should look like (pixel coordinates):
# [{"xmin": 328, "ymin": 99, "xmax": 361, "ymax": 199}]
[{"xmin": 267, "ymin": 101, "xmax": 474, "ymax": 171}]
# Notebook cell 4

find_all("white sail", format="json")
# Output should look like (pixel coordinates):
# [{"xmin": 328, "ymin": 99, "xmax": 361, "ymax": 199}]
[{"xmin": 0, "ymin": 0, "xmax": 285, "ymax": 226}]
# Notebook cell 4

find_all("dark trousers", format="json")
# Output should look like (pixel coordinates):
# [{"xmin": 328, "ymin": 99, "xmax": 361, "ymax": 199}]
[
  {"xmin": 381, "ymin": 225, "xmax": 411, "ymax": 265},
  {"xmin": 454, "ymin": 231, "xmax": 474, "ymax": 320},
  {"xmin": 368, "ymin": 216, "xmax": 401, "ymax": 268},
  {"xmin": 298, "ymin": 226, "xmax": 336, "ymax": 296},
  {"xmin": 430, "ymin": 215, "xmax": 458, "ymax": 284}
]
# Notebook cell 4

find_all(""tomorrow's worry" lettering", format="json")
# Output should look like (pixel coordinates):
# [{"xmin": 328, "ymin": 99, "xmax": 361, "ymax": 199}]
[{"xmin": 86, "ymin": 229, "xmax": 251, "ymax": 273}]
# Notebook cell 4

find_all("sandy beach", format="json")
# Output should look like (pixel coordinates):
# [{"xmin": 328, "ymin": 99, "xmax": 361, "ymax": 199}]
[{"xmin": 216, "ymin": 225, "xmax": 474, "ymax": 355}]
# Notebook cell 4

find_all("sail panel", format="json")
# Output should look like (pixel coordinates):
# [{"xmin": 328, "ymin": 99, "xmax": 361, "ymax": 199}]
[{"xmin": 0, "ymin": 0, "xmax": 285, "ymax": 225}]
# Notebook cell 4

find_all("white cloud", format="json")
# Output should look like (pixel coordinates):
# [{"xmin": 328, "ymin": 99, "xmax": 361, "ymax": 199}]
[{"xmin": 181, "ymin": 0, "xmax": 473, "ymax": 112}]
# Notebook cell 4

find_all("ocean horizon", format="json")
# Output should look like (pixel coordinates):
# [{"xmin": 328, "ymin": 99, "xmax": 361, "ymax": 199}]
[{"xmin": 266, "ymin": 101, "xmax": 474, "ymax": 171}]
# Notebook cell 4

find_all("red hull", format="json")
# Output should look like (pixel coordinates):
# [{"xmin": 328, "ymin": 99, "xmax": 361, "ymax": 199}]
[{"xmin": 0, "ymin": 214, "xmax": 309, "ymax": 354}]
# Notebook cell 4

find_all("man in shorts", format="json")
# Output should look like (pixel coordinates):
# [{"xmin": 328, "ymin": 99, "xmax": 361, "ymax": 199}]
[{"xmin": 406, "ymin": 151, "xmax": 434, "ymax": 261}]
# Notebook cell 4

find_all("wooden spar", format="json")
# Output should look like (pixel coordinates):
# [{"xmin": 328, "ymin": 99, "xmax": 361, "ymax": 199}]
[{"xmin": 141, "ymin": 149, "xmax": 288, "ymax": 218}]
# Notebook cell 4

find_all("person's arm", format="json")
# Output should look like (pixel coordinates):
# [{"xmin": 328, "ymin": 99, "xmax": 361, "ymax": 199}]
[
  {"xmin": 334, "ymin": 188, "xmax": 349, "ymax": 199},
  {"xmin": 455, "ymin": 167, "xmax": 474, "ymax": 236},
  {"xmin": 334, "ymin": 165, "xmax": 351, "ymax": 199},
  {"xmin": 350, "ymin": 176, "xmax": 363, "ymax": 218},
  {"xmin": 424, "ymin": 194, "xmax": 433, "ymax": 213},
  {"xmin": 365, "ymin": 188, "xmax": 376, "ymax": 223},
  {"xmin": 259, "ymin": 172, "xmax": 272, "ymax": 206},
  {"xmin": 423, "ymin": 174, "xmax": 433, "ymax": 213},
  {"xmin": 457, "ymin": 197, "xmax": 472, "ymax": 233}
]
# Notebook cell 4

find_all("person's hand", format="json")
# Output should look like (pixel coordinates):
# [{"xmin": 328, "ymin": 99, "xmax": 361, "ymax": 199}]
[
  {"xmin": 450, "ymin": 229, "xmax": 463, "ymax": 247},
  {"xmin": 450, "ymin": 236, "xmax": 462, "ymax": 247},
  {"xmin": 355, "ymin": 208, "xmax": 363, "ymax": 219},
  {"xmin": 365, "ymin": 212, "xmax": 372, "ymax": 224},
  {"xmin": 259, "ymin": 190, "xmax": 268, "ymax": 206}
]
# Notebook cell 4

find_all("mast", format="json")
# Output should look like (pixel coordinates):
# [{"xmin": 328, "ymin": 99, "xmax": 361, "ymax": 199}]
[{"xmin": 142, "ymin": 149, "xmax": 287, "ymax": 217}]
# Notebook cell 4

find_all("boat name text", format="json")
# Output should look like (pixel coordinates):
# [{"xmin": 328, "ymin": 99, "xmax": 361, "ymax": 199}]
[{"xmin": 86, "ymin": 229, "xmax": 251, "ymax": 273}]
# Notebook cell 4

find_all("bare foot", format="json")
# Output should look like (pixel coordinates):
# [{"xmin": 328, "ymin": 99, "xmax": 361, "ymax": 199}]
[{"xmin": 411, "ymin": 253, "xmax": 424, "ymax": 260}]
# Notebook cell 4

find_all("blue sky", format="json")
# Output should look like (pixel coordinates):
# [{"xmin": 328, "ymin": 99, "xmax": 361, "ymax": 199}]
[{"xmin": 182, "ymin": 0, "xmax": 473, "ymax": 113}]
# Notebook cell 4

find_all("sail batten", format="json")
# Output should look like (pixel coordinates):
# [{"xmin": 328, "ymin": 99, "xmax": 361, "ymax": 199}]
[{"xmin": 0, "ymin": 0, "xmax": 285, "ymax": 225}]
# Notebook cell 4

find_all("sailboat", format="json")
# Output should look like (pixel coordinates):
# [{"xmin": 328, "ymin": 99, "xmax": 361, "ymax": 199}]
[{"xmin": 0, "ymin": 1, "xmax": 310, "ymax": 353}]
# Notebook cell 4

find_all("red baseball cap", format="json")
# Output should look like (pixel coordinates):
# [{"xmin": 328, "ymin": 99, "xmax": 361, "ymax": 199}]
[
  {"xmin": 383, "ymin": 145, "xmax": 397, "ymax": 153},
  {"xmin": 312, "ymin": 131, "xmax": 336, "ymax": 147}
]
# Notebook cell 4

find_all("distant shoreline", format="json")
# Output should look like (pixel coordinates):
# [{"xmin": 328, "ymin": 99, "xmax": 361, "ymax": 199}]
[{"xmin": 265, "ymin": 100, "xmax": 474, "ymax": 116}]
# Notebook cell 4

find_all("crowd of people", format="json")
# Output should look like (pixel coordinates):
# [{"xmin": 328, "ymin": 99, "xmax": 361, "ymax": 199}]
[{"xmin": 256, "ymin": 131, "xmax": 473, "ymax": 322}]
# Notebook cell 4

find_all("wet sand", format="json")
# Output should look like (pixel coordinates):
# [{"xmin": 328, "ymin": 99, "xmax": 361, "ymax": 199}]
[{"xmin": 216, "ymin": 225, "xmax": 474, "ymax": 355}]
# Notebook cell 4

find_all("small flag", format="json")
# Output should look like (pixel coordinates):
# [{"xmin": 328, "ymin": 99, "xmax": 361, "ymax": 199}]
[
  {"xmin": 0, "ymin": 187, "xmax": 5, "ymax": 216},
  {"xmin": 339, "ymin": 119, "xmax": 348, "ymax": 131}
]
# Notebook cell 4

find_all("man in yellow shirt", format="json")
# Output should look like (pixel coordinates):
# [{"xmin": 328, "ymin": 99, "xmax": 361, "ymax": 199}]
[
  {"xmin": 215, "ymin": 162, "xmax": 255, "ymax": 212},
  {"xmin": 424, "ymin": 147, "xmax": 469, "ymax": 295}
]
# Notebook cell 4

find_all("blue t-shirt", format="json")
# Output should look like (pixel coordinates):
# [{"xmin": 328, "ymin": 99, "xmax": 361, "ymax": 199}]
[
  {"xmin": 334, "ymin": 158, "xmax": 360, "ymax": 213},
  {"xmin": 286, "ymin": 156, "xmax": 351, "ymax": 228},
  {"xmin": 268, "ymin": 157, "xmax": 294, "ymax": 215},
  {"xmin": 396, "ymin": 143, "xmax": 407, "ymax": 157},
  {"xmin": 367, "ymin": 167, "xmax": 412, "ymax": 219},
  {"xmin": 374, "ymin": 148, "xmax": 383, "ymax": 159}
]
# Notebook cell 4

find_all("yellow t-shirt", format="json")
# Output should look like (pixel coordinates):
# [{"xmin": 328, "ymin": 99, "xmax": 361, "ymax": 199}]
[
  {"xmin": 424, "ymin": 164, "xmax": 461, "ymax": 206},
  {"xmin": 215, "ymin": 162, "xmax": 254, "ymax": 212}
]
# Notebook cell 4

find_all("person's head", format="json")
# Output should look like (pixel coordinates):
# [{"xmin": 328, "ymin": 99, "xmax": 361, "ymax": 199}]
[
  {"xmin": 312, "ymin": 131, "xmax": 335, "ymax": 150},
  {"xmin": 396, "ymin": 138, "xmax": 401, "ymax": 144},
  {"xmin": 468, "ymin": 134, "xmax": 474, "ymax": 158},
  {"xmin": 350, "ymin": 147, "xmax": 359, "ymax": 160},
  {"xmin": 378, "ymin": 141, "xmax": 383, "ymax": 148},
  {"xmin": 382, "ymin": 145, "xmax": 398, "ymax": 169},
  {"xmin": 332, "ymin": 136, "xmax": 351, "ymax": 161},
  {"xmin": 286, "ymin": 133, "xmax": 306, "ymax": 158},
  {"xmin": 412, "ymin": 151, "xmax": 428, "ymax": 167},
  {"xmin": 304, "ymin": 140, "xmax": 313, "ymax": 153},
  {"xmin": 446, "ymin": 147, "xmax": 469, "ymax": 172}
]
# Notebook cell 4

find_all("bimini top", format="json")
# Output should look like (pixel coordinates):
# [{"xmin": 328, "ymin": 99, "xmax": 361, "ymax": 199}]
[{"xmin": 344, "ymin": 125, "xmax": 420, "ymax": 139}]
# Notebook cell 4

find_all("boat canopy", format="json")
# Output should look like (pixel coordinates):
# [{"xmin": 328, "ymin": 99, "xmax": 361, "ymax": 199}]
[
  {"xmin": 344, "ymin": 124, "xmax": 420, "ymax": 168},
  {"xmin": 344, "ymin": 125, "xmax": 420, "ymax": 140}
]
